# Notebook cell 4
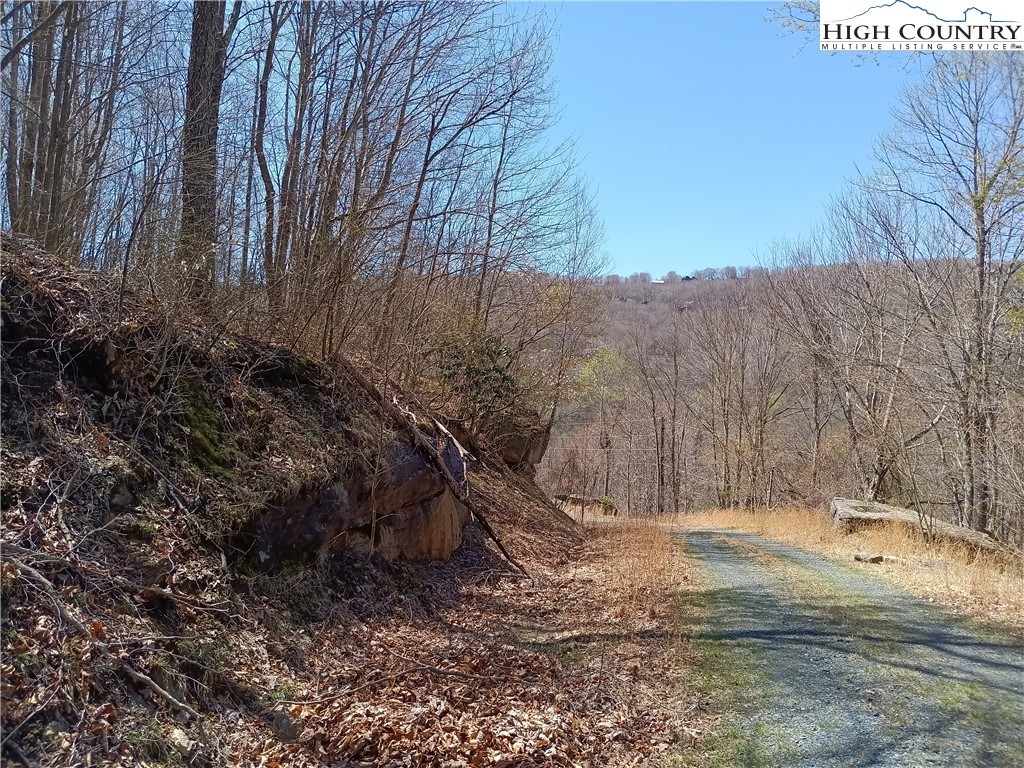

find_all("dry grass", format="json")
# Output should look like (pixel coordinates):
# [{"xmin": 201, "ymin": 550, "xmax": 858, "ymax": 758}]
[
  {"xmin": 576, "ymin": 518, "xmax": 712, "ymax": 758},
  {"xmin": 678, "ymin": 507, "xmax": 1024, "ymax": 634},
  {"xmin": 592, "ymin": 517, "xmax": 680, "ymax": 611}
]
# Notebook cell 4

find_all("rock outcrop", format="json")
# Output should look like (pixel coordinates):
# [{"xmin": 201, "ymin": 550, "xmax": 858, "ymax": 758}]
[
  {"xmin": 830, "ymin": 497, "xmax": 998, "ymax": 551},
  {"xmin": 487, "ymin": 413, "xmax": 551, "ymax": 472},
  {"xmin": 252, "ymin": 434, "xmax": 471, "ymax": 566},
  {"xmin": 1, "ymin": 235, "xmax": 473, "ymax": 572}
]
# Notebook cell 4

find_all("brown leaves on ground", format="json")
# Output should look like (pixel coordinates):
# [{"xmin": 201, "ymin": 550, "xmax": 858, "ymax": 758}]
[
  {"xmin": 254, "ymin": 526, "xmax": 691, "ymax": 767},
  {"xmin": 2, "ymin": 481, "xmax": 698, "ymax": 767}
]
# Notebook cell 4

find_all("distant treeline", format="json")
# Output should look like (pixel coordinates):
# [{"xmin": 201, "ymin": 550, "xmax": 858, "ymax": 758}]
[
  {"xmin": 604, "ymin": 266, "xmax": 767, "ymax": 284},
  {"xmin": 540, "ymin": 54, "xmax": 1024, "ymax": 547}
]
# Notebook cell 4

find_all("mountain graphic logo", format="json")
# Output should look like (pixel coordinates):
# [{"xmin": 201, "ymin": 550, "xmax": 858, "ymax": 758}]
[
  {"xmin": 827, "ymin": 1, "xmax": 1017, "ymax": 24},
  {"xmin": 820, "ymin": 0, "xmax": 1022, "ymax": 48}
]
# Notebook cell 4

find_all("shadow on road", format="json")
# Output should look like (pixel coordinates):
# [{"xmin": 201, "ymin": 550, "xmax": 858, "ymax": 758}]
[{"xmin": 677, "ymin": 529, "xmax": 1024, "ymax": 768}]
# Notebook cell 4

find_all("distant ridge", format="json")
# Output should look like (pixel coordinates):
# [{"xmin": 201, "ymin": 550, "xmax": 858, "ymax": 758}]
[{"xmin": 830, "ymin": 1, "xmax": 1015, "ymax": 24}]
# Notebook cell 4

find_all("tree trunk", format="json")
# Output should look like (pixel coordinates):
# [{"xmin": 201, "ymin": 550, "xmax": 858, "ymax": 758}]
[{"xmin": 177, "ymin": 0, "xmax": 230, "ymax": 310}]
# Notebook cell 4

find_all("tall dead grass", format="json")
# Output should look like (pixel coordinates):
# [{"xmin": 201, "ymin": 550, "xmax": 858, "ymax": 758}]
[
  {"xmin": 680, "ymin": 507, "xmax": 1024, "ymax": 634},
  {"xmin": 586, "ymin": 518, "xmax": 681, "ymax": 618}
]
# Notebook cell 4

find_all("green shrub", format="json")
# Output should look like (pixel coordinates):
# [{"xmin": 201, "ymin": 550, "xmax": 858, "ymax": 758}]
[{"xmin": 437, "ymin": 331, "xmax": 519, "ymax": 424}]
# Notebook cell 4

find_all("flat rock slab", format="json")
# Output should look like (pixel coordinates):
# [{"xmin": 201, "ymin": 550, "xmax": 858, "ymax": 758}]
[
  {"xmin": 830, "ymin": 497, "xmax": 999, "ymax": 551},
  {"xmin": 681, "ymin": 528, "xmax": 1024, "ymax": 767}
]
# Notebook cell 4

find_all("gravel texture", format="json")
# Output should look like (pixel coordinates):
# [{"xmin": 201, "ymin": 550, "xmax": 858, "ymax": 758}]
[{"xmin": 682, "ymin": 528, "xmax": 1024, "ymax": 768}]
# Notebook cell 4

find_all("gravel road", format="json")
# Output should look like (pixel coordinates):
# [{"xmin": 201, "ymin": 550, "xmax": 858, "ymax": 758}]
[{"xmin": 682, "ymin": 528, "xmax": 1024, "ymax": 768}]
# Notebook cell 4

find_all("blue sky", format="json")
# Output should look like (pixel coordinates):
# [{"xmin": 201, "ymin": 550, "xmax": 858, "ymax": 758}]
[{"xmin": 546, "ymin": 1, "xmax": 925, "ymax": 277}]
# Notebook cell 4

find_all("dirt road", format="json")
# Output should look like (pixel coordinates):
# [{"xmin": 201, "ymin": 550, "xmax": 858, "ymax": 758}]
[{"xmin": 681, "ymin": 529, "xmax": 1024, "ymax": 768}]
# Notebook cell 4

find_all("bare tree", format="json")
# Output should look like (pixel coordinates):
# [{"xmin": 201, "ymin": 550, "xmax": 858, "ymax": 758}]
[
  {"xmin": 177, "ymin": 0, "xmax": 240, "ymax": 308},
  {"xmin": 864, "ymin": 54, "xmax": 1024, "ymax": 533}
]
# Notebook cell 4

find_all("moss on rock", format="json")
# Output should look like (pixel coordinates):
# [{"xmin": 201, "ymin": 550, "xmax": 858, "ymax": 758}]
[{"xmin": 183, "ymin": 378, "xmax": 232, "ymax": 474}]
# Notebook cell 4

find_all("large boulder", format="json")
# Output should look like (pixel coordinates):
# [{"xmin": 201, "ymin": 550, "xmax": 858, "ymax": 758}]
[
  {"xmin": 251, "ymin": 434, "xmax": 470, "ymax": 567},
  {"xmin": 487, "ymin": 413, "xmax": 551, "ymax": 472},
  {"xmin": 830, "ymin": 497, "xmax": 998, "ymax": 551},
  {"xmin": 0, "ymin": 237, "xmax": 475, "ymax": 570}
]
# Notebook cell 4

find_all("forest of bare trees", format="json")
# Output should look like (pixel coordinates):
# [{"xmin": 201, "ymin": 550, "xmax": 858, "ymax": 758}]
[
  {"xmin": 2, "ymin": 1, "xmax": 604, "ymax": 432},
  {"xmin": 3, "ymin": 4, "xmax": 1022, "ymax": 545},
  {"xmin": 540, "ymin": 54, "xmax": 1024, "ymax": 546}
]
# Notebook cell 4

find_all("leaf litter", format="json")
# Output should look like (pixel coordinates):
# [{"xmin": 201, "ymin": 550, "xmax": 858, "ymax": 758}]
[{"xmin": 1, "ymin": 238, "xmax": 708, "ymax": 767}]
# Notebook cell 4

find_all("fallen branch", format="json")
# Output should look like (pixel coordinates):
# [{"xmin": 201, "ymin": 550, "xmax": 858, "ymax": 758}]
[
  {"xmin": 338, "ymin": 359, "xmax": 528, "ymax": 575},
  {"xmin": 4, "ymin": 551, "xmax": 201, "ymax": 720}
]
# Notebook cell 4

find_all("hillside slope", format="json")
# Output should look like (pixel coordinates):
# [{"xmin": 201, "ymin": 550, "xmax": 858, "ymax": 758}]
[{"xmin": 1, "ymin": 237, "xmax": 686, "ymax": 767}]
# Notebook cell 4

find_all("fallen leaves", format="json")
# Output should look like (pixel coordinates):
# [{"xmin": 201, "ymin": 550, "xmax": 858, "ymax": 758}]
[
  {"xmin": 1, "ymin": 243, "xmax": 704, "ymax": 767},
  {"xmin": 233, "ymin": 525, "xmax": 693, "ymax": 767},
  {"xmin": 2, "ymin": 455, "xmax": 700, "ymax": 768}
]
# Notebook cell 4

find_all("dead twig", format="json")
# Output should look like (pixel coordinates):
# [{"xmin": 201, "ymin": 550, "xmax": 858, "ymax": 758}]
[
  {"xmin": 283, "ymin": 652, "xmax": 506, "ymax": 708},
  {"xmin": 385, "ymin": 647, "xmax": 507, "ymax": 683},
  {"xmin": 3, "ymin": 542, "xmax": 229, "ymax": 611},
  {"xmin": 4, "ymin": 552, "xmax": 202, "ymax": 720},
  {"xmin": 282, "ymin": 669, "xmax": 418, "ymax": 706}
]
